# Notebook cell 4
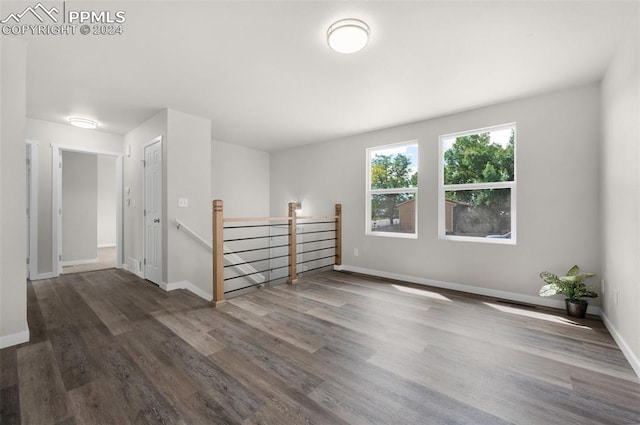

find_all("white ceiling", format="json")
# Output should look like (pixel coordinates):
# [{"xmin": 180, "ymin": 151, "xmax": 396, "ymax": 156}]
[{"xmin": 14, "ymin": 1, "xmax": 639, "ymax": 151}]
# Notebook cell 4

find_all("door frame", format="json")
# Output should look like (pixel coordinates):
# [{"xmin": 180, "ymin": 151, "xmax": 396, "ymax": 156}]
[
  {"xmin": 143, "ymin": 136, "xmax": 163, "ymax": 285},
  {"xmin": 26, "ymin": 140, "xmax": 39, "ymax": 279},
  {"xmin": 52, "ymin": 144, "xmax": 123, "ymax": 276}
]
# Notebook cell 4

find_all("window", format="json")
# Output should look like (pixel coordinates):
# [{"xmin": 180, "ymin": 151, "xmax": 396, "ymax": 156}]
[
  {"xmin": 366, "ymin": 142, "xmax": 418, "ymax": 238},
  {"xmin": 439, "ymin": 123, "xmax": 516, "ymax": 243}
]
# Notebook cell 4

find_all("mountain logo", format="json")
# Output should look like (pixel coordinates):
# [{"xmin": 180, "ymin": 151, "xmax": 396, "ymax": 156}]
[{"xmin": 1, "ymin": 3, "xmax": 60, "ymax": 24}]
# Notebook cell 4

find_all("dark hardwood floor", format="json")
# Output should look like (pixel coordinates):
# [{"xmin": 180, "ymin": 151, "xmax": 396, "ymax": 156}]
[{"xmin": 1, "ymin": 269, "xmax": 639, "ymax": 424}]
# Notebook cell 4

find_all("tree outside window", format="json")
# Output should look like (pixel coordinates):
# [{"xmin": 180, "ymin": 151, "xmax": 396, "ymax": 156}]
[
  {"xmin": 367, "ymin": 143, "xmax": 418, "ymax": 237},
  {"xmin": 440, "ymin": 124, "xmax": 516, "ymax": 242}
]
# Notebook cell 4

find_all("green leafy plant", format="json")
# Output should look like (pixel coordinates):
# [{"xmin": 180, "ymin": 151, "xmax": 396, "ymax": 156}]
[{"xmin": 539, "ymin": 265, "xmax": 598, "ymax": 302}]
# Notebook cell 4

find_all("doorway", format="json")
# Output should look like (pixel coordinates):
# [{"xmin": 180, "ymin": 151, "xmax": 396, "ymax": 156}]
[
  {"xmin": 52, "ymin": 145, "xmax": 123, "ymax": 276},
  {"xmin": 60, "ymin": 152, "xmax": 118, "ymax": 274}
]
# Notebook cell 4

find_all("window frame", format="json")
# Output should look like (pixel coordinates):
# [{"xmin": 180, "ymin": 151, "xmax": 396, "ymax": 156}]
[
  {"xmin": 438, "ymin": 123, "xmax": 517, "ymax": 245},
  {"xmin": 366, "ymin": 141, "xmax": 419, "ymax": 239}
]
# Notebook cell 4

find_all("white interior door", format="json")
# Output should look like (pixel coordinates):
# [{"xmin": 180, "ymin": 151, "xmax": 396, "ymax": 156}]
[{"xmin": 144, "ymin": 139, "xmax": 162, "ymax": 285}]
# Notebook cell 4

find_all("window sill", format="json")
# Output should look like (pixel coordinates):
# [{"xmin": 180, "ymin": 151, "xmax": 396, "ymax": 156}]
[
  {"xmin": 439, "ymin": 235, "xmax": 516, "ymax": 245},
  {"xmin": 367, "ymin": 231, "xmax": 418, "ymax": 240}
]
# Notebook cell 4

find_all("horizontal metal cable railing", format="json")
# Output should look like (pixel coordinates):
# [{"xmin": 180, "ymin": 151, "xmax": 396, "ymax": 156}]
[
  {"xmin": 211, "ymin": 201, "xmax": 342, "ymax": 306},
  {"xmin": 174, "ymin": 219, "xmax": 265, "ymax": 285},
  {"xmin": 295, "ymin": 219, "xmax": 339, "ymax": 276},
  {"xmin": 222, "ymin": 219, "xmax": 290, "ymax": 294}
]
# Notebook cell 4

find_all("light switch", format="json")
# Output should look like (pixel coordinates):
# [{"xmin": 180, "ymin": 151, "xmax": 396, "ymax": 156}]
[{"xmin": 178, "ymin": 198, "xmax": 189, "ymax": 208}]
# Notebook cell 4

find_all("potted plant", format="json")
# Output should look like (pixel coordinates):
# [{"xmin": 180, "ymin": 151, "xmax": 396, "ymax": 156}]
[{"xmin": 538, "ymin": 265, "xmax": 597, "ymax": 318}]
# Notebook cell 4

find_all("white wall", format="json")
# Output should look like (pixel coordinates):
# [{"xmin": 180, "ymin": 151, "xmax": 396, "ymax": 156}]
[
  {"xmin": 97, "ymin": 155, "xmax": 117, "ymax": 247},
  {"xmin": 271, "ymin": 83, "xmax": 601, "ymax": 309},
  {"xmin": 122, "ymin": 110, "xmax": 167, "ymax": 275},
  {"xmin": 166, "ymin": 109, "xmax": 212, "ymax": 293},
  {"xmin": 211, "ymin": 140, "xmax": 271, "ymax": 294},
  {"xmin": 0, "ymin": 38, "xmax": 28, "ymax": 348},
  {"xmin": 61, "ymin": 151, "xmax": 97, "ymax": 263},
  {"xmin": 26, "ymin": 118, "xmax": 123, "ymax": 275},
  {"xmin": 212, "ymin": 140, "xmax": 270, "ymax": 217},
  {"xmin": 601, "ymin": 14, "xmax": 640, "ymax": 375}
]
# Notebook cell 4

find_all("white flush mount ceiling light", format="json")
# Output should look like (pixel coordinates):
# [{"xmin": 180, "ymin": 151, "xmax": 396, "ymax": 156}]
[
  {"xmin": 69, "ymin": 117, "xmax": 98, "ymax": 129},
  {"xmin": 327, "ymin": 18, "xmax": 370, "ymax": 54}
]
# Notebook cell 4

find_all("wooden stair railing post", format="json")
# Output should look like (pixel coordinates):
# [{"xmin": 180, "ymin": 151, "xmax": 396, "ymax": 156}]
[
  {"xmin": 212, "ymin": 199, "xmax": 225, "ymax": 306},
  {"xmin": 287, "ymin": 202, "xmax": 298, "ymax": 284},
  {"xmin": 335, "ymin": 204, "xmax": 342, "ymax": 266}
]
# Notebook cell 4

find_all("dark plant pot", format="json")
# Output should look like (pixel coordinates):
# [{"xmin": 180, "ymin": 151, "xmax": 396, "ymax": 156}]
[{"xmin": 565, "ymin": 299, "xmax": 588, "ymax": 318}]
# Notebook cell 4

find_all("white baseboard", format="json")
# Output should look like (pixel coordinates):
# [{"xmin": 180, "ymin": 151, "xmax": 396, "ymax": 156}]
[
  {"xmin": 160, "ymin": 280, "xmax": 212, "ymax": 302},
  {"xmin": 339, "ymin": 265, "xmax": 601, "ymax": 316},
  {"xmin": 30, "ymin": 271, "xmax": 57, "ymax": 281},
  {"xmin": 98, "ymin": 244, "xmax": 116, "ymax": 248},
  {"xmin": 601, "ymin": 312, "xmax": 640, "ymax": 379},
  {"xmin": 0, "ymin": 328, "xmax": 30, "ymax": 349},
  {"xmin": 62, "ymin": 258, "xmax": 98, "ymax": 267}
]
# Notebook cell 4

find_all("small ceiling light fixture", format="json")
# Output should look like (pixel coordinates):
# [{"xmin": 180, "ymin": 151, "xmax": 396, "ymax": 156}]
[
  {"xmin": 69, "ymin": 117, "xmax": 98, "ymax": 129},
  {"xmin": 327, "ymin": 18, "xmax": 370, "ymax": 54}
]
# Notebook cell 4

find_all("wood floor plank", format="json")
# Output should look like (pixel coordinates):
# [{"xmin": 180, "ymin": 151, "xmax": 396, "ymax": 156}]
[
  {"xmin": 570, "ymin": 368, "xmax": 640, "ymax": 413},
  {"xmin": 0, "ymin": 346, "xmax": 18, "ymax": 390},
  {"xmin": 51, "ymin": 276, "xmax": 112, "ymax": 337},
  {"xmin": 153, "ymin": 335, "xmax": 264, "ymax": 423},
  {"xmin": 48, "ymin": 325, "xmax": 97, "ymax": 391},
  {"xmin": 228, "ymin": 297, "xmax": 271, "ymax": 316},
  {"xmin": 0, "ymin": 385, "xmax": 20, "ymax": 425},
  {"xmin": 88, "ymin": 342, "xmax": 186, "ymax": 425},
  {"xmin": 274, "ymin": 283, "xmax": 346, "ymax": 307},
  {"xmin": 213, "ymin": 320, "xmax": 324, "ymax": 395},
  {"xmin": 264, "ymin": 308, "xmax": 377, "ymax": 361},
  {"xmin": 26, "ymin": 280, "xmax": 48, "ymax": 344},
  {"xmin": 182, "ymin": 306, "xmax": 225, "ymax": 332},
  {"xmin": 305, "ymin": 306, "xmax": 427, "ymax": 352},
  {"xmin": 31, "ymin": 280, "xmax": 73, "ymax": 330},
  {"xmin": 211, "ymin": 348, "xmax": 350, "ymax": 425},
  {"xmin": 247, "ymin": 284, "xmax": 340, "ymax": 314},
  {"xmin": 152, "ymin": 310, "xmax": 226, "ymax": 356},
  {"xmin": 67, "ymin": 380, "xmax": 131, "ymax": 425},
  {"xmin": 117, "ymin": 329, "xmax": 199, "ymax": 405},
  {"xmin": 17, "ymin": 341, "xmax": 71, "ymax": 425},
  {"xmin": 220, "ymin": 303, "xmax": 325, "ymax": 353},
  {"xmin": 72, "ymin": 283, "xmax": 132, "ymax": 336},
  {"xmin": 174, "ymin": 390, "xmax": 239, "ymax": 425},
  {"xmin": 126, "ymin": 312, "xmax": 263, "ymax": 423}
]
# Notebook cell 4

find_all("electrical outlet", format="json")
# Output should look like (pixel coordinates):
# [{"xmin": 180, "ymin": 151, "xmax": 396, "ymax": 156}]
[
  {"xmin": 354, "ymin": 248, "xmax": 359, "ymax": 256},
  {"xmin": 600, "ymin": 279, "xmax": 605, "ymax": 295},
  {"xmin": 178, "ymin": 198, "xmax": 189, "ymax": 208}
]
